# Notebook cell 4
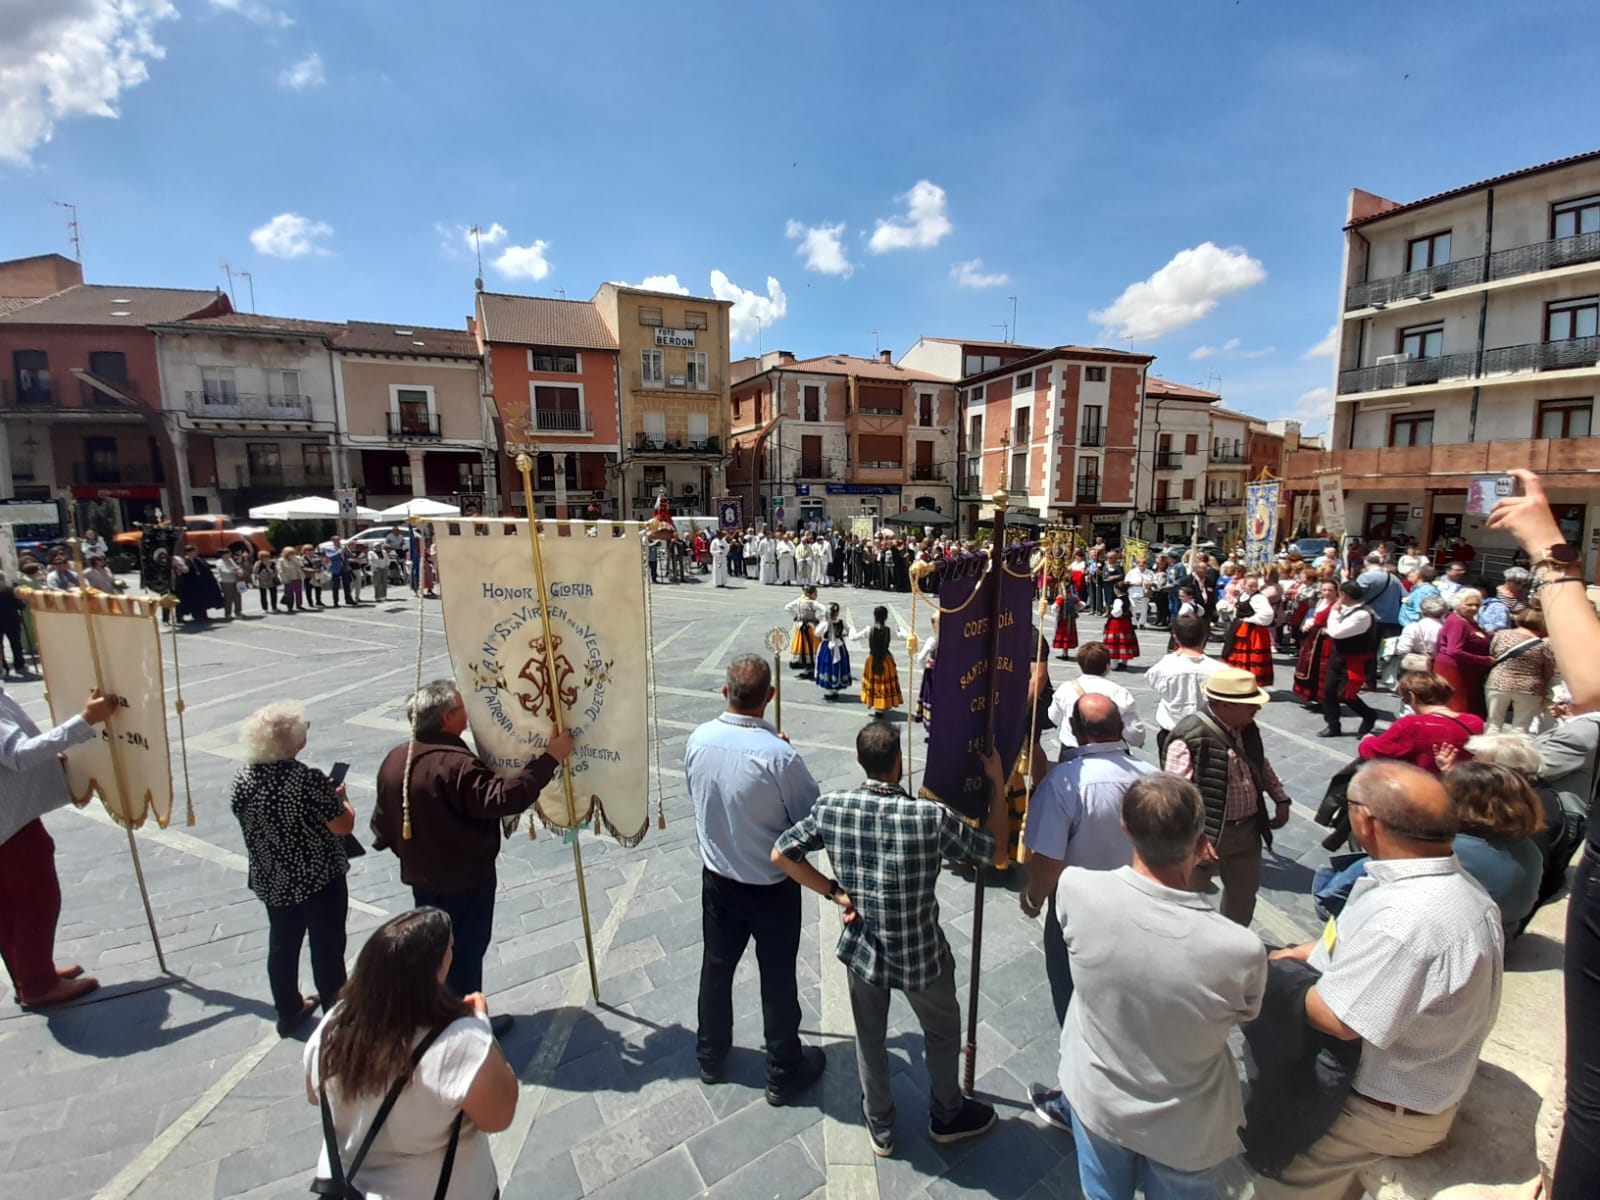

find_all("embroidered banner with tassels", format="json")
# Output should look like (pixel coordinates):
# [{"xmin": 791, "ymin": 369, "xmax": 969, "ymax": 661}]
[
  {"xmin": 22, "ymin": 589, "xmax": 175, "ymax": 829},
  {"xmin": 431, "ymin": 518, "xmax": 650, "ymax": 846}
]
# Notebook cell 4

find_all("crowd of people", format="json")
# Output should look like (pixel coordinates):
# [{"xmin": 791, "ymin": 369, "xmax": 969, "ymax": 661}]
[{"xmin": 3, "ymin": 470, "xmax": 1598, "ymax": 1199}]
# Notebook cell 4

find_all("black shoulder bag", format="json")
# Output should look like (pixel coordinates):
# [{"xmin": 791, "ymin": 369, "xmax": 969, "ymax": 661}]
[{"xmin": 312, "ymin": 1024, "xmax": 464, "ymax": 1200}]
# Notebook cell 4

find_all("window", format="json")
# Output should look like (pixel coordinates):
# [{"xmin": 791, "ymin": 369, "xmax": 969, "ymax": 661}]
[
  {"xmin": 89, "ymin": 350, "xmax": 127, "ymax": 384},
  {"xmin": 965, "ymin": 354, "xmax": 982, "ymax": 375},
  {"xmin": 396, "ymin": 388, "xmax": 431, "ymax": 433},
  {"xmin": 83, "ymin": 436, "xmax": 118, "ymax": 484},
  {"xmin": 247, "ymin": 442, "xmax": 282, "ymax": 478},
  {"xmin": 1158, "ymin": 433, "xmax": 1172, "ymax": 451},
  {"xmin": 641, "ymin": 411, "xmax": 666, "ymax": 448},
  {"xmin": 688, "ymin": 411, "xmax": 710, "ymax": 447},
  {"xmin": 1015, "ymin": 371, "xmax": 1033, "ymax": 390},
  {"xmin": 1390, "ymin": 411, "xmax": 1435, "ymax": 446},
  {"xmin": 858, "ymin": 434, "xmax": 902, "ymax": 468},
  {"xmin": 534, "ymin": 385, "xmax": 583, "ymax": 431},
  {"xmin": 1398, "ymin": 322, "xmax": 1444, "ymax": 360},
  {"xmin": 277, "ymin": 369, "xmax": 302, "ymax": 400},
  {"xmin": 303, "ymin": 444, "xmax": 332, "ymax": 480},
  {"xmin": 459, "ymin": 461, "xmax": 485, "ymax": 490},
  {"xmin": 389, "ymin": 463, "xmax": 411, "ymax": 488},
  {"xmin": 642, "ymin": 465, "xmax": 666, "ymax": 488},
  {"xmin": 1364, "ymin": 502, "xmax": 1411, "ymax": 541},
  {"xmin": 11, "ymin": 350, "xmax": 51, "ymax": 402},
  {"xmin": 1076, "ymin": 457, "xmax": 1100, "ymax": 502},
  {"xmin": 684, "ymin": 310, "xmax": 708, "ymax": 330},
  {"xmin": 968, "ymin": 414, "xmax": 982, "ymax": 448},
  {"xmin": 1184, "ymin": 433, "xmax": 1198, "ymax": 454},
  {"xmin": 919, "ymin": 393, "xmax": 934, "ymax": 426},
  {"xmin": 638, "ymin": 307, "xmax": 663, "ymax": 326},
  {"xmin": 800, "ymin": 434, "xmax": 823, "ymax": 476},
  {"xmin": 970, "ymin": 384, "xmax": 985, "ymax": 402},
  {"xmin": 803, "ymin": 385, "xmax": 820, "ymax": 422},
  {"xmin": 201, "ymin": 366, "xmax": 237, "ymax": 405},
  {"xmin": 531, "ymin": 348, "xmax": 578, "ymax": 373},
  {"xmin": 733, "ymin": 393, "xmax": 741, "ymax": 420},
  {"xmin": 1547, "ymin": 297, "xmax": 1600, "ymax": 342},
  {"xmin": 1084, "ymin": 366, "xmax": 1106, "ymax": 382},
  {"xmin": 641, "ymin": 348, "xmax": 665, "ymax": 387},
  {"xmin": 1080, "ymin": 404, "xmax": 1103, "ymax": 445},
  {"xmin": 1539, "ymin": 398, "xmax": 1593, "ymax": 439},
  {"xmin": 1406, "ymin": 231, "xmax": 1451, "ymax": 273},
  {"xmin": 1182, "ymin": 478, "xmax": 1195, "ymax": 500},
  {"xmin": 1554, "ymin": 195, "xmax": 1600, "ymax": 239},
  {"xmin": 687, "ymin": 351, "xmax": 709, "ymax": 390}
]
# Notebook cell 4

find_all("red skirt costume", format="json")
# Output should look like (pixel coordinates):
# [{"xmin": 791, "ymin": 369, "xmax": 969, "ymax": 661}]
[
  {"xmin": 1052, "ymin": 596, "xmax": 1079, "ymax": 652},
  {"xmin": 1225, "ymin": 621, "xmax": 1275, "ymax": 686},
  {"xmin": 1103, "ymin": 609, "xmax": 1140, "ymax": 662},
  {"xmin": 1293, "ymin": 606, "xmax": 1332, "ymax": 702}
]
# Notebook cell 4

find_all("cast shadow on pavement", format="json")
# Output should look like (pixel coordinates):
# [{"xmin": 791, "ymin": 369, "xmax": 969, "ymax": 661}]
[{"xmin": 32, "ymin": 975, "xmax": 274, "ymax": 1056}]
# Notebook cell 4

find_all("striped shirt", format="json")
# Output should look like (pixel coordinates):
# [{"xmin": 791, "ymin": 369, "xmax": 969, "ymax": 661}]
[
  {"xmin": 0, "ymin": 688, "xmax": 96, "ymax": 847},
  {"xmin": 1164, "ymin": 715, "xmax": 1291, "ymax": 823}
]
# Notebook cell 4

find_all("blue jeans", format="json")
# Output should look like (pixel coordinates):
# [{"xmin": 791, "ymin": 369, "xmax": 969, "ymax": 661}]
[{"xmin": 1070, "ymin": 1111, "xmax": 1248, "ymax": 1200}]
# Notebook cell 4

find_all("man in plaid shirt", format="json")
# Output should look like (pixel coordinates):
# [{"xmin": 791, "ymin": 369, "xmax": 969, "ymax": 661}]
[{"xmin": 773, "ymin": 721, "xmax": 1010, "ymax": 1157}]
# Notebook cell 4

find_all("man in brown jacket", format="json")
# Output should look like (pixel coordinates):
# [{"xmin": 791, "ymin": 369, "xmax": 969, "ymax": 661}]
[{"xmin": 372, "ymin": 679, "xmax": 573, "ymax": 1034}]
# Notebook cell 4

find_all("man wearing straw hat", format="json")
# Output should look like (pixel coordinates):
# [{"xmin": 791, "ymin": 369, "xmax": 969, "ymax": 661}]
[
  {"xmin": 0, "ymin": 685, "xmax": 119, "ymax": 1007},
  {"xmin": 1163, "ymin": 666, "xmax": 1294, "ymax": 926}
]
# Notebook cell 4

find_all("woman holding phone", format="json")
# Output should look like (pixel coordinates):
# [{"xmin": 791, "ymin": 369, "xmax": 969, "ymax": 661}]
[{"xmin": 229, "ymin": 702, "xmax": 356, "ymax": 1036}]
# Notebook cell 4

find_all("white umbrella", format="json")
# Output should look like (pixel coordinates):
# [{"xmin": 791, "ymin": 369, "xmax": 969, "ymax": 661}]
[
  {"xmin": 248, "ymin": 495, "xmax": 382, "ymax": 521},
  {"xmin": 375, "ymin": 497, "xmax": 462, "ymax": 520}
]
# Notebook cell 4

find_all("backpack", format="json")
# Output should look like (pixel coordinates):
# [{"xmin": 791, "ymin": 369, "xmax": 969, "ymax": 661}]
[{"xmin": 312, "ymin": 1024, "xmax": 463, "ymax": 1200}]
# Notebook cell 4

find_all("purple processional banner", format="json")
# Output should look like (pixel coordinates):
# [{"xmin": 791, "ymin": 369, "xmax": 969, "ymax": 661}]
[{"xmin": 919, "ymin": 546, "xmax": 1037, "ymax": 820}]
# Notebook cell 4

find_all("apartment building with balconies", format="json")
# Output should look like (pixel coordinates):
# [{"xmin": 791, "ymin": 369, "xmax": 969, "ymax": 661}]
[
  {"xmin": 1136, "ymin": 377, "xmax": 1219, "ymax": 541},
  {"xmin": 475, "ymin": 291, "xmax": 621, "ymax": 518},
  {"xmin": 727, "ymin": 351, "xmax": 956, "ymax": 527},
  {"xmin": 333, "ymin": 322, "xmax": 496, "ymax": 512},
  {"xmin": 1287, "ymin": 149, "xmax": 1600, "ymax": 566},
  {"xmin": 591, "ymin": 284, "xmax": 733, "ymax": 521},
  {"xmin": 151, "ymin": 312, "xmax": 346, "ymax": 517},
  {"xmin": 0, "ymin": 254, "xmax": 232, "ymax": 532}
]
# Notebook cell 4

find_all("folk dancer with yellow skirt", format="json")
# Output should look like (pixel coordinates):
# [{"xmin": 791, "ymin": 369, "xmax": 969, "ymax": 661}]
[
  {"xmin": 858, "ymin": 606, "xmax": 903, "ymax": 716},
  {"xmin": 785, "ymin": 585, "xmax": 822, "ymax": 678}
]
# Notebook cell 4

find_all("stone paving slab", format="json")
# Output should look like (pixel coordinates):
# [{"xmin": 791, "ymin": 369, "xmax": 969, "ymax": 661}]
[{"xmin": 0, "ymin": 579, "xmax": 1415, "ymax": 1199}]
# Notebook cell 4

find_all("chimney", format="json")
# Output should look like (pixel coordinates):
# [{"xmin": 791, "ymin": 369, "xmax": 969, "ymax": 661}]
[
  {"xmin": 879, "ymin": 350, "xmax": 893, "ymax": 365},
  {"xmin": 777, "ymin": 350, "xmax": 796, "ymax": 364}
]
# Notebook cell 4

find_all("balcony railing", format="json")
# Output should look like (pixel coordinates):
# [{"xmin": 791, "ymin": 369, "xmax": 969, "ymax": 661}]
[
  {"xmin": 1209, "ymin": 450, "xmax": 1248, "ymax": 464},
  {"xmin": 1154, "ymin": 450, "xmax": 1181, "ymax": 470},
  {"xmin": 1345, "ymin": 231, "xmax": 1600, "ymax": 309},
  {"xmin": 961, "ymin": 472, "xmax": 981, "ymax": 495},
  {"xmin": 1150, "ymin": 499, "xmax": 1183, "ymax": 515},
  {"xmin": 79, "ymin": 379, "xmax": 133, "ymax": 407},
  {"xmin": 1338, "ymin": 335, "xmax": 1600, "ymax": 394},
  {"xmin": 71, "ymin": 461, "xmax": 162, "ymax": 485},
  {"xmin": 1079, "ymin": 428, "xmax": 1103, "ymax": 447},
  {"xmin": 1005, "ymin": 474, "xmax": 1030, "ymax": 497},
  {"xmin": 0, "ymin": 380, "xmax": 55, "ymax": 408},
  {"xmin": 236, "ymin": 464, "xmax": 335, "ymax": 490},
  {"xmin": 911, "ymin": 464, "xmax": 944, "ymax": 482},
  {"xmin": 631, "ymin": 371, "xmax": 720, "ymax": 393},
  {"xmin": 1207, "ymin": 496, "xmax": 1243, "ymax": 508},
  {"xmin": 1075, "ymin": 481, "xmax": 1100, "ymax": 505},
  {"xmin": 533, "ymin": 409, "xmax": 594, "ymax": 433},
  {"xmin": 185, "ymin": 390, "xmax": 312, "ymax": 421},
  {"xmin": 387, "ymin": 412, "xmax": 441, "ymax": 438},
  {"xmin": 633, "ymin": 432, "xmax": 720, "ymax": 454},
  {"xmin": 856, "ymin": 405, "xmax": 904, "ymax": 417}
]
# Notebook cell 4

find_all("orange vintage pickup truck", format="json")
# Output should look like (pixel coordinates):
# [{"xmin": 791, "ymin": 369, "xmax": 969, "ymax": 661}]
[{"xmin": 113, "ymin": 515, "xmax": 274, "ymax": 560}]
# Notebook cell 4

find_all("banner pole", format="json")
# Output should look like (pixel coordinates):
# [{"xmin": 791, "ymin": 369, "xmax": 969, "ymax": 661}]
[
  {"xmin": 964, "ymin": 487, "xmax": 1009, "ymax": 1096},
  {"xmin": 512, "ymin": 448, "xmax": 599, "ymax": 1003}
]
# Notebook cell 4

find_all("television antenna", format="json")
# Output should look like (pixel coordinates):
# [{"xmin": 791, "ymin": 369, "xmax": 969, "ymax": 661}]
[{"xmin": 52, "ymin": 201, "xmax": 81, "ymax": 263}]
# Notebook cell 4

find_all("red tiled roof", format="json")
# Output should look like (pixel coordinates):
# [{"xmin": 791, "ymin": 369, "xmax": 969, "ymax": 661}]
[
  {"xmin": 1348, "ymin": 147, "xmax": 1600, "ymax": 227},
  {"xmin": 167, "ymin": 312, "xmax": 346, "ymax": 338},
  {"xmin": 772, "ymin": 353, "xmax": 955, "ymax": 384},
  {"xmin": 1209, "ymin": 406, "xmax": 1271, "ymax": 425},
  {"xmin": 336, "ymin": 321, "xmax": 479, "ymax": 359},
  {"xmin": 0, "ymin": 284, "xmax": 228, "ymax": 327},
  {"xmin": 1146, "ymin": 376, "xmax": 1221, "ymax": 401},
  {"xmin": 476, "ymin": 292, "xmax": 617, "ymax": 350}
]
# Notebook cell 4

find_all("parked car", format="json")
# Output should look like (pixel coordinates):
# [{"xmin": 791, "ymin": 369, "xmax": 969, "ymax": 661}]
[
  {"xmin": 347, "ymin": 525, "xmax": 412, "ymax": 585},
  {"xmin": 113, "ymin": 515, "xmax": 273, "ymax": 561},
  {"xmin": 1288, "ymin": 536, "xmax": 1335, "ymax": 560}
]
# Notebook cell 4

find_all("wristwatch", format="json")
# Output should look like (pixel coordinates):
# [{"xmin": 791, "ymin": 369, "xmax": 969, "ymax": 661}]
[
  {"xmin": 825, "ymin": 879, "xmax": 841, "ymax": 901},
  {"xmin": 1542, "ymin": 543, "xmax": 1581, "ymax": 567}
]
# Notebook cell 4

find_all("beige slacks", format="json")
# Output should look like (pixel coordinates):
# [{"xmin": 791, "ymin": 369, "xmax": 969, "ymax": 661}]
[{"xmin": 1251, "ymin": 1094, "xmax": 1456, "ymax": 1200}]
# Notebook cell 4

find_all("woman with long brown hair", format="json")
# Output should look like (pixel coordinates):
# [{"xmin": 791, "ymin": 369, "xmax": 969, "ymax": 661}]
[{"xmin": 305, "ymin": 908, "xmax": 517, "ymax": 1199}]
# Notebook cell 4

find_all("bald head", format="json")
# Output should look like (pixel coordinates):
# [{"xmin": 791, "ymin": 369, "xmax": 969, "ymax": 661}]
[
  {"xmin": 1071, "ymin": 692, "xmax": 1124, "ymax": 744},
  {"xmin": 1349, "ymin": 760, "xmax": 1457, "ymax": 847}
]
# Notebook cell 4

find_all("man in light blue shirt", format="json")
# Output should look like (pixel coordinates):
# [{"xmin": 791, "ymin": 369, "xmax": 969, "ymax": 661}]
[
  {"xmin": 685, "ymin": 653, "xmax": 824, "ymax": 1104},
  {"xmin": 0, "ymin": 685, "xmax": 117, "ymax": 1007},
  {"xmin": 1019, "ymin": 693, "xmax": 1155, "ymax": 1030}
]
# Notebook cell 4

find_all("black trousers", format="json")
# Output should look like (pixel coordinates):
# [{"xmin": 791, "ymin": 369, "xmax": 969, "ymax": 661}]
[
  {"xmin": 265, "ymin": 874, "xmax": 348, "ymax": 1022},
  {"xmin": 1043, "ymin": 893, "xmax": 1075, "ymax": 1027},
  {"xmin": 697, "ymin": 868, "xmax": 804, "ymax": 1084},
  {"xmin": 413, "ymin": 880, "xmax": 496, "ymax": 997},
  {"xmin": 1556, "ymin": 846, "xmax": 1600, "ymax": 1198},
  {"xmin": 1322, "ymin": 652, "xmax": 1377, "ymax": 732},
  {"xmin": 0, "ymin": 623, "xmax": 24, "ymax": 673}
]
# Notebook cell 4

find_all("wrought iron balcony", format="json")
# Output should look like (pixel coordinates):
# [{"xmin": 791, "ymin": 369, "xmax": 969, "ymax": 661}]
[
  {"xmin": 1344, "ymin": 231, "xmax": 1600, "ymax": 310},
  {"xmin": 1150, "ymin": 499, "xmax": 1183, "ymax": 515},
  {"xmin": 185, "ymin": 390, "xmax": 312, "ymax": 421},
  {"xmin": 633, "ymin": 432, "xmax": 720, "ymax": 454},
  {"xmin": 1154, "ymin": 450, "xmax": 1181, "ymax": 470},
  {"xmin": 533, "ymin": 409, "xmax": 594, "ymax": 432},
  {"xmin": 1481, "ymin": 334, "xmax": 1600, "ymax": 375},
  {"xmin": 1075, "ymin": 480, "xmax": 1100, "ymax": 505},
  {"xmin": 387, "ymin": 412, "xmax": 441, "ymax": 438},
  {"xmin": 1209, "ymin": 450, "xmax": 1249, "ymax": 464},
  {"xmin": 1338, "ymin": 335, "xmax": 1600, "ymax": 394},
  {"xmin": 911, "ymin": 464, "xmax": 944, "ymax": 482}
]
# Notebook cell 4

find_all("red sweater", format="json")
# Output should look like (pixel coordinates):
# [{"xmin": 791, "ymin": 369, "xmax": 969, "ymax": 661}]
[{"xmin": 1358, "ymin": 711, "xmax": 1484, "ymax": 773}]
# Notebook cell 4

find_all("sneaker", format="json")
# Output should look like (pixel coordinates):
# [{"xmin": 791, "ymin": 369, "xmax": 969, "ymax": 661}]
[
  {"xmin": 862, "ymin": 1102, "xmax": 894, "ymax": 1157},
  {"xmin": 698, "ymin": 1057, "xmax": 725, "ymax": 1086},
  {"xmin": 766, "ymin": 1045, "xmax": 826, "ymax": 1106},
  {"xmin": 1028, "ymin": 1083, "xmax": 1072, "ymax": 1133},
  {"xmin": 930, "ymin": 1097, "xmax": 997, "ymax": 1144}
]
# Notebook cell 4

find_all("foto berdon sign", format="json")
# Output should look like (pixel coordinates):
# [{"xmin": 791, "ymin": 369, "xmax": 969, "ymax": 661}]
[{"xmin": 654, "ymin": 327, "xmax": 696, "ymax": 348}]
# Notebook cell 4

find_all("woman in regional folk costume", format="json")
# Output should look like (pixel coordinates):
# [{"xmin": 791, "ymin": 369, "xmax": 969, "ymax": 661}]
[
  {"xmin": 858, "ymin": 605, "xmax": 903, "ymax": 715},
  {"xmin": 785, "ymin": 585, "xmax": 821, "ymax": 677},
  {"xmin": 1222, "ymin": 576, "xmax": 1276, "ymax": 687},
  {"xmin": 814, "ymin": 603, "xmax": 854, "ymax": 699},
  {"xmin": 1052, "ymin": 587, "xmax": 1080, "ymax": 660},
  {"xmin": 1293, "ymin": 579, "xmax": 1340, "ymax": 704},
  {"xmin": 1102, "ymin": 581, "xmax": 1140, "ymax": 669},
  {"xmin": 913, "ymin": 614, "xmax": 938, "ymax": 734}
]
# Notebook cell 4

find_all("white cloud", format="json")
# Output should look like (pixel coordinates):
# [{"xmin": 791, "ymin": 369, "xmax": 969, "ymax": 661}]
[
  {"xmin": 868, "ymin": 180, "xmax": 953, "ymax": 253},
  {"xmin": 1089, "ymin": 242, "xmax": 1267, "ymax": 341},
  {"xmin": 0, "ymin": 0, "xmax": 177, "ymax": 167},
  {"xmin": 950, "ymin": 258, "xmax": 1009, "ymax": 289},
  {"xmin": 710, "ymin": 270, "xmax": 787, "ymax": 342},
  {"xmin": 1285, "ymin": 386, "xmax": 1334, "ymax": 435},
  {"xmin": 1191, "ymin": 337, "xmax": 1274, "ymax": 361},
  {"xmin": 629, "ymin": 274, "xmax": 691, "ymax": 295},
  {"xmin": 785, "ymin": 220, "xmax": 853, "ymax": 278},
  {"xmin": 208, "ymin": 0, "xmax": 292, "ymax": 28},
  {"xmin": 474, "ymin": 222, "xmax": 507, "ymax": 248},
  {"xmin": 249, "ymin": 212, "xmax": 332, "ymax": 258},
  {"xmin": 493, "ymin": 241, "xmax": 552, "ymax": 281},
  {"xmin": 277, "ymin": 51, "xmax": 323, "ymax": 90},
  {"xmin": 1303, "ymin": 323, "xmax": 1339, "ymax": 360}
]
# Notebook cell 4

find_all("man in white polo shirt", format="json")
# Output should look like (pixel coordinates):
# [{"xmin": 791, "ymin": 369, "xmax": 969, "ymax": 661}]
[
  {"xmin": 1254, "ymin": 760, "xmax": 1503, "ymax": 1200},
  {"xmin": 1144, "ymin": 613, "xmax": 1226, "ymax": 761},
  {"xmin": 1048, "ymin": 642, "xmax": 1147, "ymax": 755}
]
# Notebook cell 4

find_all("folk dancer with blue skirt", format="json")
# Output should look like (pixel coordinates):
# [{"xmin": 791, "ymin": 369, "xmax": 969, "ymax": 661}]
[{"xmin": 814, "ymin": 604, "xmax": 854, "ymax": 700}]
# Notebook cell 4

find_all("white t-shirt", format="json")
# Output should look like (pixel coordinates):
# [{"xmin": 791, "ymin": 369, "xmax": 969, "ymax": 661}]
[{"xmin": 305, "ymin": 1010, "xmax": 498, "ymax": 1200}]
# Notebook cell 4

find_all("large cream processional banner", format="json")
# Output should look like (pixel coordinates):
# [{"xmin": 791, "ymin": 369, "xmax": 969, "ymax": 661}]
[
  {"xmin": 25, "ymin": 590, "xmax": 175, "ymax": 829},
  {"xmin": 431, "ymin": 519, "xmax": 650, "ymax": 845}
]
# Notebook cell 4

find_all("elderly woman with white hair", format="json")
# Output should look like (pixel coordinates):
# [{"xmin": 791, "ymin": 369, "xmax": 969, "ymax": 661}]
[
  {"xmin": 229, "ymin": 702, "xmax": 356, "ymax": 1036},
  {"xmin": 1433, "ymin": 587, "xmax": 1492, "ymax": 717}
]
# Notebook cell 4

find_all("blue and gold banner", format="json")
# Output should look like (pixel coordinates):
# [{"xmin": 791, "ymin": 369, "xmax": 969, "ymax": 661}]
[{"xmin": 1245, "ymin": 479, "xmax": 1280, "ymax": 572}]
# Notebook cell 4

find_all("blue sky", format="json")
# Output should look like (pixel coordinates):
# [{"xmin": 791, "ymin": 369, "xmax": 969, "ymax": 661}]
[{"xmin": 3, "ymin": 0, "xmax": 1597, "ymax": 434}]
